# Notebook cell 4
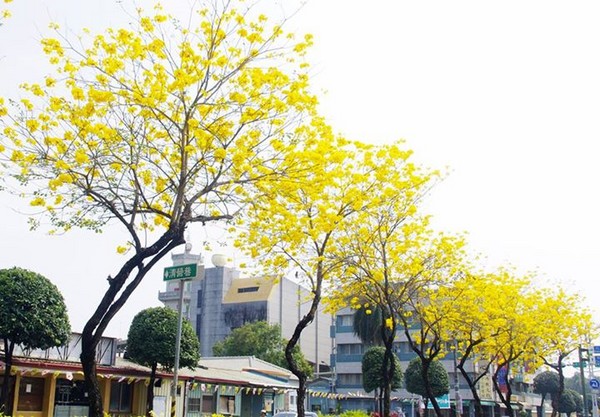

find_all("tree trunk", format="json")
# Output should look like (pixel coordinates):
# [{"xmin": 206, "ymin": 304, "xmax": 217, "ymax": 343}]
[
  {"xmin": 382, "ymin": 333, "xmax": 395, "ymax": 417},
  {"xmin": 0, "ymin": 339, "xmax": 14, "ymax": 415},
  {"xmin": 458, "ymin": 362, "xmax": 487, "ymax": 417},
  {"xmin": 147, "ymin": 363, "xmax": 158, "ymax": 417},
  {"xmin": 285, "ymin": 272, "xmax": 321, "ymax": 417},
  {"xmin": 296, "ymin": 373, "xmax": 309, "ymax": 417},
  {"xmin": 456, "ymin": 341, "xmax": 488, "ymax": 417},
  {"xmin": 80, "ymin": 228, "xmax": 184, "ymax": 417},
  {"xmin": 492, "ymin": 364, "xmax": 514, "ymax": 417},
  {"xmin": 383, "ymin": 383, "xmax": 390, "ymax": 417},
  {"xmin": 422, "ymin": 360, "xmax": 444, "ymax": 417},
  {"xmin": 81, "ymin": 338, "xmax": 103, "ymax": 417}
]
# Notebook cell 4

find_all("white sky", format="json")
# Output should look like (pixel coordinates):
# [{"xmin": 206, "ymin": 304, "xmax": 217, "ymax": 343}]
[{"xmin": 1, "ymin": 0, "xmax": 600, "ymax": 341}]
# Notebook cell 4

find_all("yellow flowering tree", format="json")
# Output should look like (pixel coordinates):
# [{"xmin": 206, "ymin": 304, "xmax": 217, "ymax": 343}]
[
  {"xmin": 442, "ymin": 270, "xmax": 532, "ymax": 417},
  {"xmin": 391, "ymin": 239, "xmax": 465, "ymax": 417},
  {"xmin": 322, "ymin": 147, "xmax": 463, "ymax": 417},
  {"xmin": 0, "ymin": 2, "xmax": 318, "ymax": 416},
  {"xmin": 533, "ymin": 288, "xmax": 595, "ymax": 417},
  {"xmin": 235, "ymin": 140, "xmax": 422, "ymax": 417},
  {"xmin": 470, "ymin": 278, "xmax": 546, "ymax": 417},
  {"xmin": 336, "ymin": 229, "xmax": 466, "ymax": 417}
]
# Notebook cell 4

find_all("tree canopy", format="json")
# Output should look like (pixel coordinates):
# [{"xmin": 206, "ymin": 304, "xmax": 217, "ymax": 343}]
[
  {"xmin": 533, "ymin": 370, "xmax": 560, "ymax": 405},
  {"xmin": 362, "ymin": 346, "xmax": 402, "ymax": 393},
  {"xmin": 212, "ymin": 321, "xmax": 312, "ymax": 377},
  {"xmin": 127, "ymin": 306, "xmax": 199, "ymax": 370},
  {"xmin": 0, "ymin": 267, "xmax": 70, "ymax": 414},
  {"xmin": 353, "ymin": 306, "xmax": 388, "ymax": 347},
  {"xmin": 127, "ymin": 306, "xmax": 199, "ymax": 417},
  {"xmin": 404, "ymin": 357, "xmax": 449, "ymax": 400},
  {"xmin": 556, "ymin": 389, "xmax": 583, "ymax": 416}
]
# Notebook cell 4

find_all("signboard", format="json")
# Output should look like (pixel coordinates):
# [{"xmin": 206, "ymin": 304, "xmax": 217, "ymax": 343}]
[
  {"xmin": 163, "ymin": 263, "xmax": 198, "ymax": 281},
  {"xmin": 595, "ymin": 356, "xmax": 600, "ymax": 368},
  {"xmin": 497, "ymin": 365, "xmax": 509, "ymax": 394},
  {"xmin": 590, "ymin": 378, "xmax": 600, "ymax": 390},
  {"xmin": 427, "ymin": 394, "xmax": 450, "ymax": 409}
]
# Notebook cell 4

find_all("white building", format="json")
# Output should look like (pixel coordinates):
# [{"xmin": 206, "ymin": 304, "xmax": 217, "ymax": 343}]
[{"xmin": 159, "ymin": 246, "xmax": 332, "ymax": 369}]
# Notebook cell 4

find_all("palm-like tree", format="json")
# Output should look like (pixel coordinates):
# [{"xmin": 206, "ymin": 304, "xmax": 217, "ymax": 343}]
[
  {"xmin": 353, "ymin": 306, "xmax": 385, "ymax": 346},
  {"xmin": 353, "ymin": 305, "xmax": 397, "ymax": 416}
]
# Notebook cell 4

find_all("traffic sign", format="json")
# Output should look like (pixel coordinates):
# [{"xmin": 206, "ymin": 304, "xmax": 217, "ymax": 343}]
[
  {"xmin": 427, "ymin": 394, "xmax": 450, "ymax": 409},
  {"xmin": 573, "ymin": 362, "xmax": 588, "ymax": 368},
  {"xmin": 595, "ymin": 356, "xmax": 600, "ymax": 368},
  {"xmin": 590, "ymin": 378, "xmax": 600, "ymax": 390},
  {"xmin": 163, "ymin": 263, "xmax": 198, "ymax": 281},
  {"xmin": 594, "ymin": 346, "xmax": 600, "ymax": 354}
]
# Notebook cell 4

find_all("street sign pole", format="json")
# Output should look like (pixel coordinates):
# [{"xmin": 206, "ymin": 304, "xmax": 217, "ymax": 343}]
[
  {"xmin": 170, "ymin": 278, "xmax": 186, "ymax": 417},
  {"xmin": 164, "ymin": 263, "xmax": 199, "ymax": 417}
]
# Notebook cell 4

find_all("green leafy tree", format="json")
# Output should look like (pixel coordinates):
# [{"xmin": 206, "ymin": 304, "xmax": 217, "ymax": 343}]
[
  {"xmin": 126, "ymin": 307, "xmax": 200, "ymax": 417},
  {"xmin": 557, "ymin": 389, "xmax": 582, "ymax": 417},
  {"xmin": 353, "ymin": 306, "xmax": 385, "ymax": 347},
  {"xmin": 533, "ymin": 371, "xmax": 560, "ymax": 409},
  {"xmin": 362, "ymin": 346, "xmax": 402, "ymax": 414},
  {"xmin": 362, "ymin": 346, "xmax": 403, "ymax": 392},
  {"xmin": 0, "ymin": 267, "xmax": 70, "ymax": 414},
  {"xmin": 404, "ymin": 357, "xmax": 449, "ymax": 401},
  {"xmin": 212, "ymin": 321, "xmax": 312, "ymax": 377}
]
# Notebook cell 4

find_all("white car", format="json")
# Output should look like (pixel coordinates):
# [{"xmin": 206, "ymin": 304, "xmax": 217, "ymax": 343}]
[{"xmin": 273, "ymin": 411, "xmax": 319, "ymax": 417}]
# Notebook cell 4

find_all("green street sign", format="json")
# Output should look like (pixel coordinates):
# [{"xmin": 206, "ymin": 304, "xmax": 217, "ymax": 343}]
[
  {"xmin": 573, "ymin": 362, "xmax": 588, "ymax": 368},
  {"xmin": 163, "ymin": 263, "xmax": 198, "ymax": 281}
]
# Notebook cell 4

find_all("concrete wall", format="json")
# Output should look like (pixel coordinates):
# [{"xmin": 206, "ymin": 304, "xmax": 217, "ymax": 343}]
[{"xmin": 269, "ymin": 277, "xmax": 333, "ymax": 370}]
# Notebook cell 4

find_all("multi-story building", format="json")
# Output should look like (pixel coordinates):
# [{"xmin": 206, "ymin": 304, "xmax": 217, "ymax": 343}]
[
  {"xmin": 330, "ymin": 307, "xmax": 541, "ymax": 417},
  {"xmin": 159, "ymin": 246, "xmax": 332, "ymax": 368}
]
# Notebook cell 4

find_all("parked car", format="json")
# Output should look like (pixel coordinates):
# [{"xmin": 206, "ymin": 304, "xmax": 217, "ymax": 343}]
[{"xmin": 273, "ymin": 411, "xmax": 318, "ymax": 417}]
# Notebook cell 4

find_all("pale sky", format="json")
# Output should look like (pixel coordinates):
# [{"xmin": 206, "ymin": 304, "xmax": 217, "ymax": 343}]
[{"xmin": 1, "ymin": 1, "xmax": 600, "ymax": 340}]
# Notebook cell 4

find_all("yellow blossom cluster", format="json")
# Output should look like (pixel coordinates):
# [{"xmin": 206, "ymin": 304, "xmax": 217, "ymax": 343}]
[
  {"xmin": 0, "ymin": 1, "xmax": 318, "ymax": 237},
  {"xmin": 1, "ymin": 0, "xmax": 11, "ymax": 21}
]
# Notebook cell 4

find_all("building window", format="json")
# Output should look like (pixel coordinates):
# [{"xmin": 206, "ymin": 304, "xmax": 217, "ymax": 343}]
[
  {"xmin": 238, "ymin": 286, "xmax": 259, "ymax": 293},
  {"xmin": 338, "ymin": 343, "xmax": 363, "ymax": 355},
  {"xmin": 338, "ymin": 374, "xmax": 362, "ymax": 386},
  {"xmin": 196, "ymin": 314, "xmax": 202, "ymax": 335},
  {"xmin": 393, "ymin": 341, "xmax": 411, "ymax": 353},
  {"xmin": 189, "ymin": 398, "xmax": 202, "ymax": 413},
  {"xmin": 337, "ymin": 315, "xmax": 353, "ymax": 327},
  {"xmin": 109, "ymin": 381, "xmax": 132, "ymax": 413},
  {"xmin": 18, "ymin": 377, "xmax": 45, "ymax": 412},
  {"xmin": 202, "ymin": 394, "xmax": 214, "ymax": 413},
  {"xmin": 219, "ymin": 395, "xmax": 236, "ymax": 414},
  {"xmin": 197, "ymin": 290, "xmax": 203, "ymax": 307}
]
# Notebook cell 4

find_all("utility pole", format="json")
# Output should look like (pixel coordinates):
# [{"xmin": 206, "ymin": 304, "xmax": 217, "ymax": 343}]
[
  {"xmin": 579, "ymin": 346, "xmax": 589, "ymax": 417},
  {"xmin": 587, "ymin": 346, "xmax": 599, "ymax": 417}
]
